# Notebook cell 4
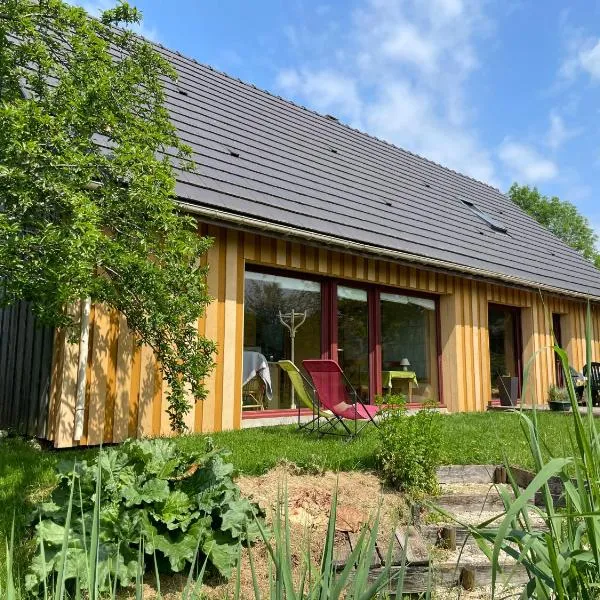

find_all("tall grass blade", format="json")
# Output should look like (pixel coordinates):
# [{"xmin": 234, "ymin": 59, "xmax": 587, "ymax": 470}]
[{"xmin": 89, "ymin": 454, "xmax": 102, "ymax": 600}]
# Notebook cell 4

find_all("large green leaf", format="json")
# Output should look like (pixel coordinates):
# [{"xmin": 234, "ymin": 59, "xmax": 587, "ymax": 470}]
[
  {"xmin": 202, "ymin": 530, "xmax": 240, "ymax": 579},
  {"xmin": 220, "ymin": 498, "xmax": 258, "ymax": 539},
  {"xmin": 28, "ymin": 438, "xmax": 264, "ymax": 593}
]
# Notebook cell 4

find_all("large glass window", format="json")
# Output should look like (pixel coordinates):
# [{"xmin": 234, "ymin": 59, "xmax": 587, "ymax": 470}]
[
  {"xmin": 380, "ymin": 292, "xmax": 438, "ymax": 403},
  {"xmin": 243, "ymin": 271, "xmax": 321, "ymax": 410},
  {"xmin": 337, "ymin": 286, "xmax": 370, "ymax": 402}
]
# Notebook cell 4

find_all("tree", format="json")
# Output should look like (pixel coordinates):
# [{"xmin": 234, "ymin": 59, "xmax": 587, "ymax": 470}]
[
  {"xmin": 508, "ymin": 183, "xmax": 600, "ymax": 269},
  {"xmin": 0, "ymin": 0, "xmax": 215, "ymax": 432}
]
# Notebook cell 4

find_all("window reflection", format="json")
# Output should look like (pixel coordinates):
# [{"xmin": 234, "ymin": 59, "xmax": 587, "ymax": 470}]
[
  {"xmin": 380, "ymin": 293, "xmax": 438, "ymax": 403},
  {"xmin": 243, "ymin": 271, "xmax": 321, "ymax": 410}
]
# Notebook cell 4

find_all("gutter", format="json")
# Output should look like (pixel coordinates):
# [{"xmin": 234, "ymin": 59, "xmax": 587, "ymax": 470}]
[
  {"xmin": 178, "ymin": 201, "xmax": 600, "ymax": 304},
  {"xmin": 73, "ymin": 297, "xmax": 91, "ymax": 442}
]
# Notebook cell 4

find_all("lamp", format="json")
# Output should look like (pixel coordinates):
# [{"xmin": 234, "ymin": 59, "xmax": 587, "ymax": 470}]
[{"xmin": 400, "ymin": 358, "xmax": 411, "ymax": 371}]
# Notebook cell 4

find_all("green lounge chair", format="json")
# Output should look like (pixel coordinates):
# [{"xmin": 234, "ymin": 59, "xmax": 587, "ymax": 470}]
[{"xmin": 278, "ymin": 360, "xmax": 336, "ymax": 432}]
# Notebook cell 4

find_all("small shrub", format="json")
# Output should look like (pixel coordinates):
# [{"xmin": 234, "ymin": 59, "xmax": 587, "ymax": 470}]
[
  {"xmin": 376, "ymin": 398, "xmax": 442, "ymax": 496},
  {"xmin": 548, "ymin": 384, "xmax": 569, "ymax": 403},
  {"xmin": 26, "ymin": 438, "xmax": 263, "ymax": 594}
]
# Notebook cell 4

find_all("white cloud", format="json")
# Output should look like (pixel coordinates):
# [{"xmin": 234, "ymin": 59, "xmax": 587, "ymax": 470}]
[
  {"xmin": 66, "ymin": 0, "xmax": 159, "ymax": 41},
  {"xmin": 556, "ymin": 15, "xmax": 600, "ymax": 84},
  {"xmin": 274, "ymin": 0, "xmax": 497, "ymax": 186},
  {"xmin": 579, "ymin": 40, "xmax": 600, "ymax": 79},
  {"xmin": 276, "ymin": 69, "xmax": 363, "ymax": 123},
  {"xmin": 546, "ymin": 112, "xmax": 581, "ymax": 150},
  {"xmin": 498, "ymin": 140, "xmax": 558, "ymax": 183}
]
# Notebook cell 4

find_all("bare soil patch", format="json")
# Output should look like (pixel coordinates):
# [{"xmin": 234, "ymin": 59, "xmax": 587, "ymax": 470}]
[{"xmin": 117, "ymin": 464, "xmax": 407, "ymax": 599}]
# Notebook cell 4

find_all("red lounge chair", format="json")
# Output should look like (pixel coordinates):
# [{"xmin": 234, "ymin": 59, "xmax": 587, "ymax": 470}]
[{"xmin": 302, "ymin": 359, "xmax": 380, "ymax": 437}]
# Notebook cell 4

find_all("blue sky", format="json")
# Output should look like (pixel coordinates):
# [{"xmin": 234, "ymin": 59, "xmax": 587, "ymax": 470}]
[{"xmin": 77, "ymin": 0, "xmax": 600, "ymax": 240}]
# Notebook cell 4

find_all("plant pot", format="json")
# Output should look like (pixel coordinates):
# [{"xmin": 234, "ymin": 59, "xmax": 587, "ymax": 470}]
[
  {"xmin": 497, "ymin": 376, "xmax": 519, "ymax": 407},
  {"xmin": 548, "ymin": 400, "xmax": 571, "ymax": 412}
]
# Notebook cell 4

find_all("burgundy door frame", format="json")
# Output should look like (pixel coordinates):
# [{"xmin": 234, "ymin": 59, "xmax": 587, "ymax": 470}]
[
  {"xmin": 489, "ymin": 303, "xmax": 524, "ymax": 397},
  {"xmin": 241, "ymin": 265, "xmax": 444, "ymax": 409},
  {"xmin": 328, "ymin": 281, "xmax": 441, "ymax": 405},
  {"xmin": 552, "ymin": 313, "xmax": 564, "ymax": 387}
]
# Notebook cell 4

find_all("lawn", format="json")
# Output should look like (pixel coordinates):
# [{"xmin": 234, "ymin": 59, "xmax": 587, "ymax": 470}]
[
  {"xmin": 0, "ymin": 410, "xmax": 585, "ymax": 590},
  {"xmin": 183, "ymin": 410, "xmax": 581, "ymax": 475}
]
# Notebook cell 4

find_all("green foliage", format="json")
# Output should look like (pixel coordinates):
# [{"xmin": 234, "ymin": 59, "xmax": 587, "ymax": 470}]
[
  {"xmin": 508, "ymin": 183, "xmax": 600, "ymax": 268},
  {"xmin": 0, "ymin": 0, "xmax": 215, "ymax": 432},
  {"xmin": 25, "ymin": 438, "xmax": 263, "ymax": 594},
  {"xmin": 548, "ymin": 384, "xmax": 569, "ymax": 403},
  {"xmin": 376, "ymin": 398, "xmax": 442, "ymax": 496},
  {"xmin": 469, "ymin": 303, "xmax": 600, "ymax": 598},
  {"xmin": 3, "ymin": 480, "xmax": 410, "ymax": 599}
]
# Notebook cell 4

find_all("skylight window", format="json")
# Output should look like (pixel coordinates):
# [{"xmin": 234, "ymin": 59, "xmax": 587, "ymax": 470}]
[{"xmin": 461, "ymin": 199, "xmax": 508, "ymax": 234}]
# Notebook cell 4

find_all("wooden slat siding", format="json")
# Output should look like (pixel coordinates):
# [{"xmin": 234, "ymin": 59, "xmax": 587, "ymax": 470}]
[
  {"xmin": 355, "ymin": 256, "xmax": 365, "ymax": 280},
  {"xmin": 276, "ymin": 238, "xmax": 286, "ymax": 266},
  {"xmin": 318, "ymin": 248, "xmax": 328, "ymax": 274},
  {"xmin": 536, "ymin": 299, "xmax": 549, "ymax": 402},
  {"xmin": 86, "ymin": 304, "xmax": 110, "ymax": 446},
  {"xmin": 194, "ymin": 257, "xmax": 209, "ymax": 434},
  {"xmin": 478, "ymin": 285, "xmax": 491, "ymax": 410},
  {"xmin": 78, "ymin": 305, "xmax": 96, "ymax": 446},
  {"xmin": 521, "ymin": 305, "xmax": 538, "ymax": 405},
  {"xmin": 243, "ymin": 232, "xmax": 256, "ymax": 261},
  {"xmin": 531, "ymin": 300, "xmax": 543, "ymax": 404},
  {"xmin": 128, "ymin": 341, "xmax": 142, "ymax": 438},
  {"xmin": 158, "ymin": 376, "xmax": 171, "ymax": 437},
  {"xmin": 54, "ymin": 307, "xmax": 82, "ymax": 448},
  {"xmin": 47, "ymin": 329, "xmax": 64, "ymax": 442},
  {"xmin": 201, "ymin": 226, "xmax": 222, "ymax": 432},
  {"xmin": 233, "ymin": 233, "xmax": 245, "ymax": 430},
  {"xmin": 46, "ymin": 222, "xmax": 600, "ymax": 447},
  {"xmin": 542, "ymin": 302, "xmax": 554, "ymax": 396},
  {"xmin": 471, "ymin": 282, "xmax": 482, "ymax": 411},
  {"xmin": 211, "ymin": 228, "xmax": 228, "ymax": 432},
  {"xmin": 331, "ymin": 251, "xmax": 341, "ymax": 277},
  {"xmin": 259, "ymin": 234, "xmax": 272, "ymax": 264},
  {"xmin": 137, "ymin": 344, "xmax": 156, "ymax": 437},
  {"xmin": 439, "ymin": 291, "xmax": 460, "ymax": 412},
  {"xmin": 463, "ymin": 281, "xmax": 475, "ymax": 411},
  {"xmin": 343, "ymin": 253, "xmax": 353, "ymax": 279},
  {"xmin": 221, "ymin": 229, "xmax": 240, "ymax": 430},
  {"xmin": 103, "ymin": 309, "xmax": 120, "ymax": 443},
  {"xmin": 291, "ymin": 242, "xmax": 302, "ymax": 269},
  {"xmin": 113, "ymin": 315, "xmax": 134, "ymax": 443},
  {"xmin": 151, "ymin": 360, "xmax": 163, "ymax": 436}
]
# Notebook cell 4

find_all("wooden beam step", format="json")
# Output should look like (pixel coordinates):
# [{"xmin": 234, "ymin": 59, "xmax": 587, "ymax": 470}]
[
  {"xmin": 436, "ymin": 491, "xmax": 512, "ymax": 511},
  {"xmin": 333, "ymin": 531, "xmax": 353, "ymax": 570},
  {"xmin": 436, "ymin": 465, "xmax": 497, "ymax": 485},
  {"xmin": 348, "ymin": 532, "xmax": 383, "ymax": 568},
  {"xmin": 394, "ymin": 526, "xmax": 429, "ymax": 566},
  {"xmin": 367, "ymin": 561, "xmax": 529, "ymax": 595}
]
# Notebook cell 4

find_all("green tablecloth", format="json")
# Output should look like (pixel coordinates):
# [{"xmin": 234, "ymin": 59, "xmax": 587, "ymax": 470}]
[{"xmin": 382, "ymin": 370, "xmax": 418, "ymax": 389}]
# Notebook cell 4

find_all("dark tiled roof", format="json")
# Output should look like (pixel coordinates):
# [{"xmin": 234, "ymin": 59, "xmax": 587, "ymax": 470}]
[{"xmin": 151, "ymin": 43, "xmax": 600, "ymax": 299}]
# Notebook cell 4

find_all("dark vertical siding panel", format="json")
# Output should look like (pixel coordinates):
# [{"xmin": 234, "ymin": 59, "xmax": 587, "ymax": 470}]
[{"xmin": 0, "ymin": 301, "xmax": 54, "ymax": 437}]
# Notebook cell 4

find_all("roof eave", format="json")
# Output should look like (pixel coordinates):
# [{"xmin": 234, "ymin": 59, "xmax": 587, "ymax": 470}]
[{"xmin": 178, "ymin": 200, "xmax": 600, "ymax": 304}]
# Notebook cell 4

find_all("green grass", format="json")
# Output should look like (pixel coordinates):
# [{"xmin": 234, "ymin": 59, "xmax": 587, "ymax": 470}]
[
  {"xmin": 0, "ymin": 409, "xmax": 588, "ymax": 591},
  {"xmin": 182, "ymin": 410, "xmax": 584, "ymax": 475}
]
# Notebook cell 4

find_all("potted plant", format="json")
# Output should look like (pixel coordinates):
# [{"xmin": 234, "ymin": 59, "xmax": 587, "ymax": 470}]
[
  {"xmin": 548, "ymin": 385, "xmax": 571, "ymax": 412},
  {"xmin": 497, "ymin": 372, "xmax": 519, "ymax": 406}
]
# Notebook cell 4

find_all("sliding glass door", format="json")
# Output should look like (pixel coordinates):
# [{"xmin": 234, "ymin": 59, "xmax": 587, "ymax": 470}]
[
  {"xmin": 488, "ymin": 304, "xmax": 522, "ymax": 400},
  {"xmin": 380, "ymin": 292, "xmax": 438, "ymax": 402},
  {"xmin": 243, "ymin": 271, "xmax": 321, "ymax": 411},
  {"xmin": 337, "ymin": 286, "xmax": 370, "ymax": 402},
  {"xmin": 242, "ymin": 268, "xmax": 442, "ymax": 411}
]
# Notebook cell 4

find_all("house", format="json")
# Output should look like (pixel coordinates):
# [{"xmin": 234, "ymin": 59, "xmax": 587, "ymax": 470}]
[{"xmin": 2, "ymin": 39, "xmax": 600, "ymax": 448}]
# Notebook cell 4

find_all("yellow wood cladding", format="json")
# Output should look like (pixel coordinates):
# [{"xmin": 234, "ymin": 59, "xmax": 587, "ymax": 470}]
[{"xmin": 47, "ymin": 223, "xmax": 600, "ymax": 447}]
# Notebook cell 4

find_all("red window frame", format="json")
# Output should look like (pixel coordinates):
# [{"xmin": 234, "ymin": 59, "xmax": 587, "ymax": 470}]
[{"xmin": 242, "ymin": 266, "xmax": 444, "ymax": 417}]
